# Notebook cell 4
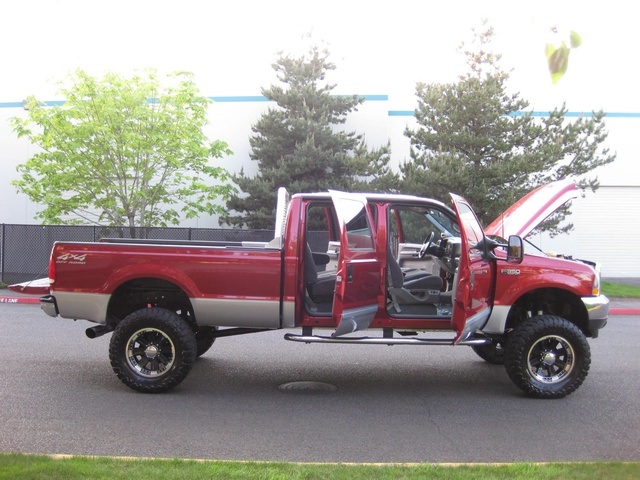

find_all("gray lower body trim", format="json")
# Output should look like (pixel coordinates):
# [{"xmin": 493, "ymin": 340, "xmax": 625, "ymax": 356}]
[
  {"xmin": 481, "ymin": 305, "xmax": 510, "ymax": 335},
  {"xmin": 53, "ymin": 291, "xmax": 110, "ymax": 324},
  {"xmin": 281, "ymin": 300, "xmax": 295, "ymax": 328},
  {"xmin": 192, "ymin": 298, "xmax": 280, "ymax": 328},
  {"xmin": 52, "ymin": 291, "xmax": 288, "ymax": 329}
]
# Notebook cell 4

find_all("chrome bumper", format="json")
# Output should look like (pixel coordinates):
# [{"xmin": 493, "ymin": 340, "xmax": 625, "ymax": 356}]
[
  {"xmin": 582, "ymin": 294, "xmax": 609, "ymax": 337},
  {"xmin": 40, "ymin": 295, "xmax": 59, "ymax": 318}
]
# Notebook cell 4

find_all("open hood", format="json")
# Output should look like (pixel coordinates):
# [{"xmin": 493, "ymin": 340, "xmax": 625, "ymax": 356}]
[{"xmin": 484, "ymin": 180, "xmax": 579, "ymax": 238}]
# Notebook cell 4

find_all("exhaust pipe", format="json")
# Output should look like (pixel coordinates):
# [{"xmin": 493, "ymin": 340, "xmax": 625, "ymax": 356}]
[{"xmin": 86, "ymin": 324, "xmax": 115, "ymax": 339}]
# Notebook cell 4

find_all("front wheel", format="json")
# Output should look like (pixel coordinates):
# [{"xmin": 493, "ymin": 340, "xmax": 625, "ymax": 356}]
[
  {"xmin": 472, "ymin": 340, "xmax": 506, "ymax": 365},
  {"xmin": 504, "ymin": 315, "xmax": 591, "ymax": 399},
  {"xmin": 109, "ymin": 307, "xmax": 197, "ymax": 393}
]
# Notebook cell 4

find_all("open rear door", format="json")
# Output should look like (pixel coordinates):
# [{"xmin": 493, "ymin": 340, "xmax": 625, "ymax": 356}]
[
  {"xmin": 329, "ymin": 191, "xmax": 381, "ymax": 337},
  {"xmin": 450, "ymin": 193, "xmax": 494, "ymax": 344}
]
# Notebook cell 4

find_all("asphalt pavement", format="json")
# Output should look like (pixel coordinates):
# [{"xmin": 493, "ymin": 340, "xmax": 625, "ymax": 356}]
[{"xmin": 0, "ymin": 302, "xmax": 639, "ymax": 463}]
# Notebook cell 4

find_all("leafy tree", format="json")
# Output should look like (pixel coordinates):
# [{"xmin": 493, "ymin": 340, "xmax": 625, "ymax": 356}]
[
  {"xmin": 222, "ymin": 46, "xmax": 395, "ymax": 229},
  {"xmin": 402, "ymin": 22, "xmax": 615, "ymax": 235},
  {"xmin": 11, "ymin": 69, "xmax": 235, "ymax": 236}
]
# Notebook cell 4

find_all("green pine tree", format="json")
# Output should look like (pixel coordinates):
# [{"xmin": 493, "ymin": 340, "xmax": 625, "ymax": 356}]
[
  {"xmin": 402, "ymin": 22, "xmax": 615, "ymax": 235},
  {"xmin": 222, "ymin": 46, "xmax": 395, "ymax": 229}
]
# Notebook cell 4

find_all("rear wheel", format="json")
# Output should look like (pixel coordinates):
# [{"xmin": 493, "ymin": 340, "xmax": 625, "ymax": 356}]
[
  {"xmin": 109, "ymin": 307, "xmax": 197, "ymax": 393},
  {"xmin": 504, "ymin": 315, "xmax": 590, "ymax": 399}
]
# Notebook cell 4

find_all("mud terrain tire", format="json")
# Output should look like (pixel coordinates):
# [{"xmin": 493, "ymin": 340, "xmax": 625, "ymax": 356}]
[
  {"xmin": 109, "ymin": 307, "xmax": 197, "ymax": 393},
  {"xmin": 505, "ymin": 315, "xmax": 590, "ymax": 399}
]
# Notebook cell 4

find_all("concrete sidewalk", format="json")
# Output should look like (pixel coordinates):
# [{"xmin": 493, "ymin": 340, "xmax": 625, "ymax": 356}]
[{"xmin": 2, "ymin": 290, "xmax": 639, "ymax": 314}]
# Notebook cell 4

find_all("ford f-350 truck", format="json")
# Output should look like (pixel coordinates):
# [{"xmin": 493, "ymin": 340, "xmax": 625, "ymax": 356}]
[{"xmin": 12, "ymin": 180, "xmax": 609, "ymax": 398}]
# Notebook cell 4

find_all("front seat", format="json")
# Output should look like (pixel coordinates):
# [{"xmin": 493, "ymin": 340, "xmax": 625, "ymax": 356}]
[{"xmin": 387, "ymin": 247, "xmax": 442, "ymax": 313}]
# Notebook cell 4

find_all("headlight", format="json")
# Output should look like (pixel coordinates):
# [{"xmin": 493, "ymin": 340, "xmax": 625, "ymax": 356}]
[{"xmin": 592, "ymin": 263, "xmax": 602, "ymax": 296}]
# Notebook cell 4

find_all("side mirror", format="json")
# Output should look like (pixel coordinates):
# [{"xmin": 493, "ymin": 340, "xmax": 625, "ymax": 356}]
[{"xmin": 507, "ymin": 235, "xmax": 524, "ymax": 264}]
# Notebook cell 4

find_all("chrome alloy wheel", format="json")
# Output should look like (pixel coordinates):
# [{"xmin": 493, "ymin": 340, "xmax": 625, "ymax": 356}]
[
  {"xmin": 125, "ymin": 328, "xmax": 176, "ymax": 378},
  {"xmin": 527, "ymin": 334, "xmax": 575, "ymax": 384}
]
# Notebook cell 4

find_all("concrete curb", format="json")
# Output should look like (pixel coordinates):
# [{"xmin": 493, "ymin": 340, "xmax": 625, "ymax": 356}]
[{"xmin": 1, "ymin": 295, "xmax": 639, "ymax": 314}]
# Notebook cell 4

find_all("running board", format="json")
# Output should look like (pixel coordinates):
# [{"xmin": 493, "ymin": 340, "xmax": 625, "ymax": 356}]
[{"xmin": 284, "ymin": 333, "xmax": 491, "ymax": 346}]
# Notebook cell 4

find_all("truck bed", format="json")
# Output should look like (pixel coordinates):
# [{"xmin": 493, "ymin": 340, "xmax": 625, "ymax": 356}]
[{"xmin": 47, "ymin": 238, "xmax": 286, "ymax": 329}]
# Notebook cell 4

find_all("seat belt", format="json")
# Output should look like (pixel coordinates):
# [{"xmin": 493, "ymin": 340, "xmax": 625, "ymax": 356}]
[
  {"xmin": 387, "ymin": 267, "xmax": 402, "ymax": 314},
  {"xmin": 305, "ymin": 288, "xmax": 318, "ymax": 313}
]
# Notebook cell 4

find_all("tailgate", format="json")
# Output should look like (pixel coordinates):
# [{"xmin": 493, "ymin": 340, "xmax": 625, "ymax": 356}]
[{"xmin": 8, "ymin": 278, "xmax": 51, "ymax": 296}]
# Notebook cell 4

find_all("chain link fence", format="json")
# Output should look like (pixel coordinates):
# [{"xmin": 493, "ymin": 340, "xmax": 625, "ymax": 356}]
[{"xmin": 0, "ymin": 224, "xmax": 275, "ymax": 285}]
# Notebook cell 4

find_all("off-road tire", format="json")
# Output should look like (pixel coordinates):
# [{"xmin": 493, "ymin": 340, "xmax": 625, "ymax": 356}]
[
  {"xmin": 472, "ymin": 340, "xmax": 506, "ymax": 365},
  {"xmin": 109, "ymin": 307, "xmax": 197, "ymax": 393},
  {"xmin": 505, "ymin": 315, "xmax": 590, "ymax": 399}
]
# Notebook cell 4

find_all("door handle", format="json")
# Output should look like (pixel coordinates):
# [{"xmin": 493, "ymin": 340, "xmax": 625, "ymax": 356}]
[{"xmin": 347, "ymin": 264, "xmax": 354, "ymax": 283}]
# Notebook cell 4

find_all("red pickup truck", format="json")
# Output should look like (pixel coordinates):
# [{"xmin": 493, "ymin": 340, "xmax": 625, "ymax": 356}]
[{"xmin": 14, "ymin": 180, "xmax": 609, "ymax": 398}]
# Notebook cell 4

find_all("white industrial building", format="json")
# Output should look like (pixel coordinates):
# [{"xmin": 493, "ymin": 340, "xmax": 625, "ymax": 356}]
[{"xmin": 0, "ymin": 1, "xmax": 637, "ymax": 278}]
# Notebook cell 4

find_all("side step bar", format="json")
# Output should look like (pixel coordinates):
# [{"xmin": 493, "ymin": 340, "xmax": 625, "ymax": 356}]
[{"xmin": 284, "ymin": 333, "xmax": 491, "ymax": 346}]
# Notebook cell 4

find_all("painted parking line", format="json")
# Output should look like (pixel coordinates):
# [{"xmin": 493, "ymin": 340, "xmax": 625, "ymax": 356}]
[
  {"xmin": 610, "ymin": 308, "xmax": 640, "ymax": 315},
  {"xmin": 0, "ymin": 296, "xmax": 40, "ymax": 304}
]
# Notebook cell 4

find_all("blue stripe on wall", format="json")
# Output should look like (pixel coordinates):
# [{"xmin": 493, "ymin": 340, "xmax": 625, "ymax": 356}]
[
  {"xmin": 0, "ymin": 95, "xmax": 389, "ymax": 109},
  {"xmin": 208, "ymin": 94, "xmax": 390, "ymax": 102},
  {"xmin": 388, "ymin": 110, "xmax": 413, "ymax": 117},
  {"xmin": 0, "ymin": 100, "xmax": 65, "ymax": 108},
  {"xmin": 1, "ymin": 96, "xmax": 638, "ymax": 118},
  {"xmin": 208, "ymin": 96, "xmax": 270, "ymax": 102},
  {"xmin": 391, "ymin": 110, "xmax": 640, "ymax": 118}
]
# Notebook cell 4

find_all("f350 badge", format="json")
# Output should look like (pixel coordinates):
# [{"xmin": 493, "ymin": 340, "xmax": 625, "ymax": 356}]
[{"xmin": 500, "ymin": 268, "xmax": 521, "ymax": 276}]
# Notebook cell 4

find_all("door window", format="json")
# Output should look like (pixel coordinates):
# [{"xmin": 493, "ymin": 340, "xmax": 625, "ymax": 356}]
[
  {"xmin": 390, "ymin": 206, "xmax": 459, "ymax": 244},
  {"xmin": 338, "ymin": 199, "xmax": 374, "ymax": 250},
  {"xmin": 455, "ymin": 202, "xmax": 484, "ymax": 247}
]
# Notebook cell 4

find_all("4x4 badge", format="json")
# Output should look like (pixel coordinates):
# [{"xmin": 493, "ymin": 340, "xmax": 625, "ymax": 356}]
[{"xmin": 56, "ymin": 253, "xmax": 87, "ymax": 265}]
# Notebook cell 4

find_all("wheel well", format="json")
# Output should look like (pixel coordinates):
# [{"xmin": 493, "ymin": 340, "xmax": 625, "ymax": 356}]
[
  {"xmin": 505, "ymin": 288, "xmax": 590, "ymax": 336},
  {"xmin": 107, "ymin": 278, "xmax": 194, "ymax": 326}
]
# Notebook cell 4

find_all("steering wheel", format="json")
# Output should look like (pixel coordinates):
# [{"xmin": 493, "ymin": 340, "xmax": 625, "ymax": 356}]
[{"xmin": 418, "ymin": 232, "xmax": 435, "ymax": 259}]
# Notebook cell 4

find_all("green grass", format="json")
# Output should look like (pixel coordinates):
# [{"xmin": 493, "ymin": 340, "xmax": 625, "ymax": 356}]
[
  {"xmin": 602, "ymin": 281, "xmax": 640, "ymax": 298},
  {"xmin": 0, "ymin": 454, "xmax": 639, "ymax": 480}
]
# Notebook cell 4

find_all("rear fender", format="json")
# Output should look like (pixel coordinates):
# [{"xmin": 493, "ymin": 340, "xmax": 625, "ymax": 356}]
[{"xmin": 102, "ymin": 265, "xmax": 199, "ymax": 299}]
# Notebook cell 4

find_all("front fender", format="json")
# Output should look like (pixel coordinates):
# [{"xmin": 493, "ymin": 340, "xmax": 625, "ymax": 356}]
[{"xmin": 493, "ymin": 259, "xmax": 594, "ymax": 309}]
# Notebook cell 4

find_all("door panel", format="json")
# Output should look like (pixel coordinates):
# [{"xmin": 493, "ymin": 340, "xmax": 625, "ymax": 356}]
[
  {"xmin": 450, "ymin": 194, "xmax": 494, "ymax": 343},
  {"xmin": 330, "ymin": 192, "xmax": 381, "ymax": 337}
]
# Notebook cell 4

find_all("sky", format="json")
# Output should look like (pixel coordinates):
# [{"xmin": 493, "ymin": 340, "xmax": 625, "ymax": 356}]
[
  {"xmin": 1, "ymin": 0, "xmax": 637, "ymax": 226},
  {"xmin": 1, "ymin": 0, "xmax": 637, "ymax": 113}
]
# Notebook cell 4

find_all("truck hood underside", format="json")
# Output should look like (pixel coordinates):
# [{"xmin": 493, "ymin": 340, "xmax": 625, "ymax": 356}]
[{"xmin": 484, "ymin": 179, "xmax": 579, "ymax": 238}]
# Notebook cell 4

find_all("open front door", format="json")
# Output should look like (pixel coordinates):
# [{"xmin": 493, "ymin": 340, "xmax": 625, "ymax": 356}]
[
  {"xmin": 450, "ymin": 193, "xmax": 494, "ymax": 344},
  {"xmin": 329, "ymin": 191, "xmax": 381, "ymax": 337}
]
